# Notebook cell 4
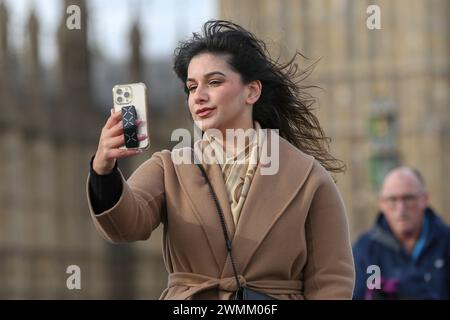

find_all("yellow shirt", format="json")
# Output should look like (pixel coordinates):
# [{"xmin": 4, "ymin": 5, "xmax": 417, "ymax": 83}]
[{"xmin": 203, "ymin": 121, "xmax": 265, "ymax": 225}]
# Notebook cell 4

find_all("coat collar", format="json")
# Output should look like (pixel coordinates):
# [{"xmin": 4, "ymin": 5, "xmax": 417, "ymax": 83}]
[{"xmin": 172, "ymin": 130, "xmax": 315, "ymax": 276}]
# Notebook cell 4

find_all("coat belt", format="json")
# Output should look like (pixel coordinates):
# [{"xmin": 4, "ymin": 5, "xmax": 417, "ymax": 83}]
[{"xmin": 163, "ymin": 272, "xmax": 303, "ymax": 300}]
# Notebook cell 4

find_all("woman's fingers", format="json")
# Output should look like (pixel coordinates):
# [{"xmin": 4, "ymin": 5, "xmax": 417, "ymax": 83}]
[
  {"xmin": 107, "ymin": 117, "xmax": 145, "ymax": 137},
  {"xmin": 104, "ymin": 108, "xmax": 122, "ymax": 130},
  {"xmin": 109, "ymin": 148, "xmax": 142, "ymax": 159},
  {"xmin": 137, "ymin": 134, "xmax": 147, "ymax": 141},
  {"xmin": 104, "ymin": 134, "xmax": 147, "ymax": 149},
  {"xmin": 97, "ymin": 107, "xmax": 147, "ymax": 163},
  {"xmin": 109, "ymin": 120, "xmax": 124, "ymax": 137},
  {"xmin": 105, "ymin": 135, "xmax": 126, "ymax": 149},
  {"xmin": 94, "ymin": 108, "xmax": 147, "ymax": 174}
]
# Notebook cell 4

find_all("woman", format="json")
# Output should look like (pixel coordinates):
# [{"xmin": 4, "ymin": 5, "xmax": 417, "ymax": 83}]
[{"xmin": 87, "ymin": 20, "xmax": 355, "ymax": 299}]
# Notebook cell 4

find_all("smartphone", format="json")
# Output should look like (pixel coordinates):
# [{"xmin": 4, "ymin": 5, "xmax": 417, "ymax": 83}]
[{"xmin": 112, "ymin": 82, "xmax": 150, "ymax": 150}]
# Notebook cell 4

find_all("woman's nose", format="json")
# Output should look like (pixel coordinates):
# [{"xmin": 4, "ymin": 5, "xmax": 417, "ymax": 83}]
[{"xmin": 193, "ymin": 85, "xmax": 209, "ymax": 104}]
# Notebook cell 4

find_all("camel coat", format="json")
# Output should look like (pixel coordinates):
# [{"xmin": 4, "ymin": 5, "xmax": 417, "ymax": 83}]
[{"xmin": 86, "ymin": 131, "xmax": 355, "ymax": 299}]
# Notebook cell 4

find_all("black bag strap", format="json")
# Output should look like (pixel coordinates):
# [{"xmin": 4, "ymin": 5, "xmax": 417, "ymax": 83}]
[{"xmin": 195, "ymin": 162, "xmax": 243, "ymax": 299}]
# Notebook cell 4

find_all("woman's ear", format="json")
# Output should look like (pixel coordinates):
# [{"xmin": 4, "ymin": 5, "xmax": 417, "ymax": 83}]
[{"xmin": 246, "ymin": 80, "xmax": 262, "ymax": 105}]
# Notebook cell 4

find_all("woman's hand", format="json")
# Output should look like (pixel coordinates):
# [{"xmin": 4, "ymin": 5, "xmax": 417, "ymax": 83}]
[{"xmin": 92, "ymin": 108, "xmax": 147, "ymax": 175}]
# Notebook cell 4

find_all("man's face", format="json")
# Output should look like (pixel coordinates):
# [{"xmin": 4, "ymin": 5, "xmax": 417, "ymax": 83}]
[{"xmin": 379, "ymin": 171, "xmax": 428, "ymax": 238}]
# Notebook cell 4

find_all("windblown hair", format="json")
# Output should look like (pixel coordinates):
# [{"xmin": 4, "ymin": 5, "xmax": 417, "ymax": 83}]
[{"xmin": 173, "ymin": 20, "xmax": 345, "ymax": 173}]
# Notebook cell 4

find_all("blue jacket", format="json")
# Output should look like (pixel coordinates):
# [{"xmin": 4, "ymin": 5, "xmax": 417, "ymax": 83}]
[{"xmin": 352, "ymin": 208, "xmax": 450, "ymax": 299}]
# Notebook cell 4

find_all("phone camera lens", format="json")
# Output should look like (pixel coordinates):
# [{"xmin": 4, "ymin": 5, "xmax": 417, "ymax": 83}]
[
  {"xmin": 124, "ymin": 92, "xmax": 130, "ymax": 98},
  {"xmin": 116, "ymin": 88, "xmax": 123, "ymax": 95},
  {"xmin": 117, "ymin": 96, "xmax": 123, "ymax": 103}
]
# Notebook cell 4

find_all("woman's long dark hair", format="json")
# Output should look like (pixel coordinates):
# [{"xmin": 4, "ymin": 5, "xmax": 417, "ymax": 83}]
[{"xmin": 173, "ymin": 20, "xmax": 345, "ymax": 173}]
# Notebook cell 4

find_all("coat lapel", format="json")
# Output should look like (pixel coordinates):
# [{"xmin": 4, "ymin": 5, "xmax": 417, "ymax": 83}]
[
  {"xmin": 173, "ymin": 131, "xmax": 315, "ymax": 279},
  {"xmin": 221, "ymin": 130, "xmax": 315, "ymax": 278},
  {"xmin": 173, "ymin": 139, "xmax": 235, "ymax": 271}
]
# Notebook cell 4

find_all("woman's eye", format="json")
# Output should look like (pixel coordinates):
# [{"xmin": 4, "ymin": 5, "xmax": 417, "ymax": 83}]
[
  {"xmin": 209, "ymin": 80, "xmax": 221, "ymax": 86},
  {"xmin": 188, "ymin": 86, "xmax": 197, "ymax": 92}
]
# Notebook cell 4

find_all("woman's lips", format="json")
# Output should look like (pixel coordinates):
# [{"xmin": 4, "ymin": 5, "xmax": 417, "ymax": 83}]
[{"xmin": 196, "ymin": 107, "xmax": 216, "ymax": 118}]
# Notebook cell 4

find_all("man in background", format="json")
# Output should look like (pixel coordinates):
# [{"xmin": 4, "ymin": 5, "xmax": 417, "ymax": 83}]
[{"xmin": 353, "ymin": 166, "xmax": 450, "ymax": 299}]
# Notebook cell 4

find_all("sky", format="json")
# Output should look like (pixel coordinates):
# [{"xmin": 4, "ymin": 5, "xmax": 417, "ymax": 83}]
[{"xmin": 2, "ymin": 0, "xmax": 217, "ymax": 66}]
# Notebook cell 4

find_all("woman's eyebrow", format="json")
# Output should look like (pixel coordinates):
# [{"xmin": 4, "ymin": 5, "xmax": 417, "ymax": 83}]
[{"xmin": 187, "ymin": 71, "xmax": 226, "ymax": 83}]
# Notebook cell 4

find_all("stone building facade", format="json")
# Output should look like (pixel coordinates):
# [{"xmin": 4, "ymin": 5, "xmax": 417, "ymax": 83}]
[
  {"xmin": 219, "ymin": 0, "xmax": 450, "ymax": 238},
  {"xmin": 0, "ymin": 0, "xmax": 170, "ymax": 299}
]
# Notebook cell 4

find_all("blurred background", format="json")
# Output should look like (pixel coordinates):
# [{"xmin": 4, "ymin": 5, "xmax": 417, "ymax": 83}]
[{"xmin": 0, "ymin": 0, "xmax": 448, "ymax": 299}]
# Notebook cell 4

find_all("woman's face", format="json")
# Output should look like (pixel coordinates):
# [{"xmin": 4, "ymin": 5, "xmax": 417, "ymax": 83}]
[{"xmin": 186, "ymin": 53, "xmax": 258, "ymax": 134}]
